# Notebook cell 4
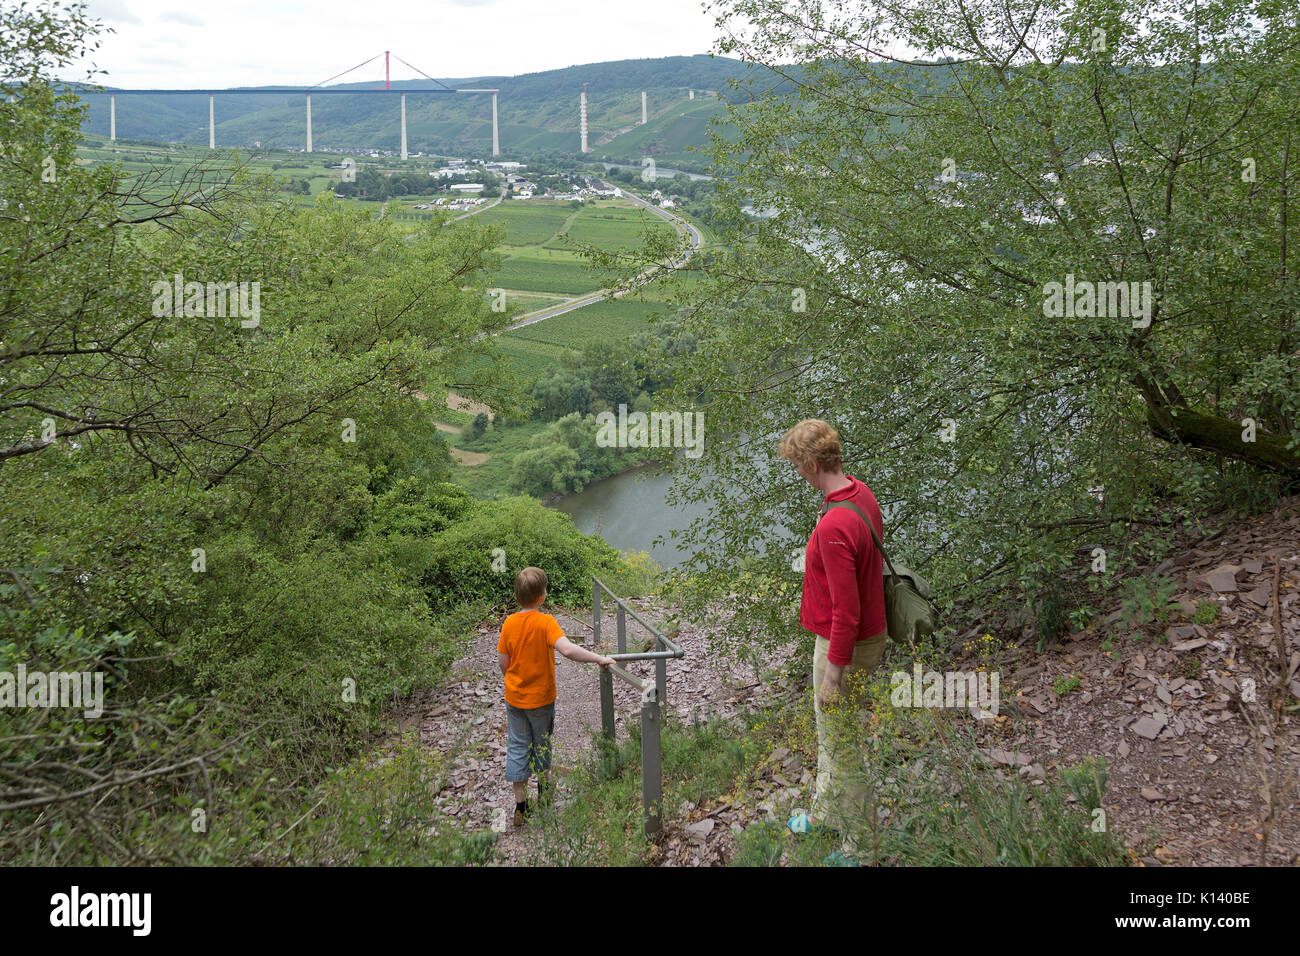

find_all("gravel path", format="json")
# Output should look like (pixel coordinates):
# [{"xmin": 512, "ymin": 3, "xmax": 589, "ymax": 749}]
[{"xmin": 410, "ymin": 597, "xmax": 795, "ymax": 865}]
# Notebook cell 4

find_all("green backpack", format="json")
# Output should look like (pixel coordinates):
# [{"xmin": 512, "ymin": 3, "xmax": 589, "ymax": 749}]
[{"xmin": 820, "ymin": 500, "xmax": 939, "ymax": 643}]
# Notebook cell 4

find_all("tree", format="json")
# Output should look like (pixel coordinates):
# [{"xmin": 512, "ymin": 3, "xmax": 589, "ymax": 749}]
[
  {"xmin": 583, "ymin": 340, "xmax": 637, "ymax": 408},
  {"xmin": 0, "ymin": 0, "xmax": 518, "ymax": 863},
  {"xmin": 652, "ymin": 0, "xmax": 1300, "ymax": 651}
]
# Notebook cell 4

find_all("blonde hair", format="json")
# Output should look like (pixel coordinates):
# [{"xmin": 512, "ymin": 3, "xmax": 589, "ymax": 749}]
[
  {"xmin": 514, "ymin": 566, "xmax": 548, "ymax": 606},
  {"xmin": 778, "ymin": 419, "xmax": 842, "ymax": 472}
]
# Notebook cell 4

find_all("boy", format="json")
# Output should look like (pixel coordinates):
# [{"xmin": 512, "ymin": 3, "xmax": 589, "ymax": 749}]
[{"xmin": 497, "ymin": 566, "xmax": 614, "ymax": 826}]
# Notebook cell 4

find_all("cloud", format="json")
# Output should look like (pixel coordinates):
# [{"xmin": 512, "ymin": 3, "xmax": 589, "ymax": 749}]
[
  {"xmin": 86, "ymin": 0, "xmax": 141, "ymax": 24},
  {"xmin": 158, "ymin": 10, "xmax": 205, "ymax": 27}
]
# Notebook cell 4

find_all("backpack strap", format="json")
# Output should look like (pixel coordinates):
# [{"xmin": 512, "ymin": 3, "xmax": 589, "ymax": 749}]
[{"xmin": 819, "ymin": 499, "xmax": 901, "ymax": 586}]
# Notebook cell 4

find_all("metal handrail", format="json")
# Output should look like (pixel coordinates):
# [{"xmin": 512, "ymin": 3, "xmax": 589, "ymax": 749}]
[
  {"xmin": 591, "ymin": 576, "xmax": 682, "ymax": 838},
  {"xmin": 594, "ymin": 576, "xmax": 684, "ymax": 656},
  {"xmin": 605, "ymin": 663, "xmax": 648, "ymax": 692}
]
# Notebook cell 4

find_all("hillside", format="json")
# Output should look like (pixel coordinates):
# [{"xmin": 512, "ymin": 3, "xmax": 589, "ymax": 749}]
[
  {"xmin": 403, "ymin": 495, "xmax": 1299, "ymax": 866},
  {"xmin": 73, "ymin": 54, "xmax": 780, "ymax": 162}
]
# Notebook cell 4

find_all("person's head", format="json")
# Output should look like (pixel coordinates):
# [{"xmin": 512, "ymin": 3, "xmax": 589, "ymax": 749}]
[
  {"xmin": 778, "ymin": 419, "xmax": 844, "ymax": 488},
  {"xmin": 514, "ymin": 566, "xmax": 548, "ymax": 609}
]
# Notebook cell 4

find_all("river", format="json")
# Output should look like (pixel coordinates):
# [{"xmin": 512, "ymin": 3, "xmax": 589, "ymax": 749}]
[{"xmin": 547, "ymin": 465, "xmax": 711, "ymax": 569}]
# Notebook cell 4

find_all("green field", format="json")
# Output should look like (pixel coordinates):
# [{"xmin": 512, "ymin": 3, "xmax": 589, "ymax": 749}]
[
  {"xmin": 475, "ymin": 202, "xmax": 578, "ymax": 245},
  {"xmin": 76, "ymin": 140, "xmax": 698, "ymax": 388},
  {"xmin": 544, "ymin": 205, "xmax": 672, "ymax": 255},
  {"xmin": 75, "ymin": 138, "xmax": 456, "ymax": 213},
  {"xmin": 509, "ymin": 297, "xmax": 671, "ymax": 347},
  {"xmin": 493, "ymin": 250, "xmax": 609, "ymax": 296},
  {"xmin": 481, "ymin": 199, "xmax": 675, "ymax": 299}
]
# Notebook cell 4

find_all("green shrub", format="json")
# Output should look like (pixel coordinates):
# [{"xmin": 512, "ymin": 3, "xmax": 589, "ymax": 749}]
[
  {"xmin": 417, "ymin": 495, "xmax": 625, "ymax": 611},
  {"xmin": 371, "ymin": 478, "xmax": 474, "ymax": 537},
  {"xmin": 1119, "ymin": 574, "xmax": 1179, "ymax": 629}
]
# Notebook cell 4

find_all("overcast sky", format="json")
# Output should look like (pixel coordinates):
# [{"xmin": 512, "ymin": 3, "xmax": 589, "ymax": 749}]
[{"xmin": 67, "ymin": 0, "xmax": 732, "ymax": 88}]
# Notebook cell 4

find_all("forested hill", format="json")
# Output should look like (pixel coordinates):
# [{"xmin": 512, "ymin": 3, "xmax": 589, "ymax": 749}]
[{"xmin": 73, "ymin": 54, "xmax": 797, "ymax": 163}]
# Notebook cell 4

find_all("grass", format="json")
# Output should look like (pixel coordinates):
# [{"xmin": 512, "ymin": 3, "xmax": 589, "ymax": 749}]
[
  {"xmin": 507, "ymin": 298, "xmax": 669, "ymax": 350},
  {"xmin": 449, "ymin": 418, "xmax": 555, "ymax": 495},
  {"xmin": 475, "ymin": 201, "xmax": 578, "ymax": 245},
  {"xmin": 493, "ymin": 251, "xmax": 608, "ymax": 296},
  {"xmin": 276, "ymin": 731, "xmax": 492, "ymax": 866},
  {"xmin": 1053, "ymin": 674, "xmax": 1082, "ymax": 696},
  {"xmin": 546, "ymin": 206, "xmax": 674, "ymax": 255},
  {"xmin": 514, "ymin": 655, "xmax": 1129, "ymax": 865},
  {"xmin": 1193, "ymin": 600, "xmax": 1219, "ymax": 625},
  {"xmin": 789, "ymin": 662, "xmax": 1130, "ymax": 866},
  {"xmin": 518, "ymin": 712, "xmax": 755, "ymax": 866}
]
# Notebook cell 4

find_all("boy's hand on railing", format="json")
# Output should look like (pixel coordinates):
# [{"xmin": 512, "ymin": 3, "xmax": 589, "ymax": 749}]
[{"xmin": 598, "ymin": 656, "xmax": 616, "ymax": 668}]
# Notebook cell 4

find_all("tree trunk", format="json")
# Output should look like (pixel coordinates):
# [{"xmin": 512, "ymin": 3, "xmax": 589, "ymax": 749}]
[{"xmin": 1146, "ymin": 406, "xmax": 1300, "ymax": 476}]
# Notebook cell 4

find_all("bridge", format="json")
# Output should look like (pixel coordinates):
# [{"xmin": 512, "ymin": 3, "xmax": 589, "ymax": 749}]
[
  {"xmin": 78, "ymin": 50, "xmax": 501, "ymax": 157},
  {"xmin": 66, "ymin": 51, "xmax": 701, "ymax": 160}
]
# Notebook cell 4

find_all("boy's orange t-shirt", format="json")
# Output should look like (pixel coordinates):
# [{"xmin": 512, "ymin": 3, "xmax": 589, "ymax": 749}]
[{"xmin": 497, "ymin": 609, "xmax": 564, "ymax": 709}]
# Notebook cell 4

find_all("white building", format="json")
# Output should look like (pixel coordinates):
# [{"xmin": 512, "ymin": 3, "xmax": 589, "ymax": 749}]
[{"xmin": 449, "ymin": 183, "xmax": 485, "ymax": 193}]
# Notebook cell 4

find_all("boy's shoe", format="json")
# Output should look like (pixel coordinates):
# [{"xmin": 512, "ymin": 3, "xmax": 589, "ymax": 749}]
[
  {"xmin": 513, "ymin": 801, "xmax": 531, "ymax": 827},
  {"xmin": 788, "ymin": 812, "xmax": 833, "ymax": 836}
]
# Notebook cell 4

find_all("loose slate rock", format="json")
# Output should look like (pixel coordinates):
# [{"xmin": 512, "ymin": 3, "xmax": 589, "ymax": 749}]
[
  {"xmin": 1130, "ymin": 715, "xmax": 1166, "ymax": 740},
  {"xmin": 686, "ymin": 819, "xmax": 715, "ymax": 843},
  {"xmin": 1200, "ymin": 566, "xmax": 1240, "ymax": 593}
]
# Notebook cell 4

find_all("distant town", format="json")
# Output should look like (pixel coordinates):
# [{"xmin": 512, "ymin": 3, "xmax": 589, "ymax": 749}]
[{"xmin": 321, "ymin": 155, "xmax": 684, "ymax": 212}]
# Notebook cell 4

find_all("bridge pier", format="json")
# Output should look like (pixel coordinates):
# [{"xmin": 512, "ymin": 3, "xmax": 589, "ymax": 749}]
[
  {"xmin": 305, "ymin": 93, "xmax": 312, "ymax": 152},
  {"xmin": 208, "ymin": 93, "xmax": 214, "ymax": 149},
  {"xmin": 110, "ymin": 93, "xmax": 115, "ymax": 140},
  {"xmin": 491, "ymin": 91, "xmax": 499, "ymax": 157},
  {"xmin": 400, "ymin": 92, "xmax": 407, "ymax": 159},
  {"xmin": 580, "ymin": 88, "xmax": 588, "ymax": 153},
  {"xmin": 641, "ymin": 90, "xmax": 646, "ymax": 125}
]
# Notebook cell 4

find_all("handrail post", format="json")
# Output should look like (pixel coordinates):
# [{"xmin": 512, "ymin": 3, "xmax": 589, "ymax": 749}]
[
  {"xmin": 641, "ymin": 689, "xmax": 662, "ymax": 838},
  {"xmin": 592, "ymin": 576, "xmax": 674, "ymax": 842},
  {"xmin": 655, "ymin": 637, "xmax": 667, "ymax": 707},
  {"xmin": 599, "ymin": 663, "xmax": 617, "ymax": 779},
  {"xmin": 599, "ymin": 665, "xmax": 615, "ymax": 741}
]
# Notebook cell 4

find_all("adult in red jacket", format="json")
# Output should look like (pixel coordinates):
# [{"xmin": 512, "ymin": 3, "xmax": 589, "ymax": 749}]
[{"xmin": 779, "ymin": 418, "xmax": 886, "ymax": 857}]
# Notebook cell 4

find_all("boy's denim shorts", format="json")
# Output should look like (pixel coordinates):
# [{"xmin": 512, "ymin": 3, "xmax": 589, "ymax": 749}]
[{"xmin": 505, "ymin": 701, "xmax": 555, "ymax": 782}]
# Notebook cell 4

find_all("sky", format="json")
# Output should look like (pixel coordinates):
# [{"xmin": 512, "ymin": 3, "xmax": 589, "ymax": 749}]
[{"xmin": 67, "ymin": 0, "xmax": 731, "ymax": 88}]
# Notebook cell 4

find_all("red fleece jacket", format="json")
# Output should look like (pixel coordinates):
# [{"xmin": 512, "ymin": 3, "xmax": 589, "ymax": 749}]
[{"xmin": 799, "ymin": 476, "xmax": 887, "ymax": 666}]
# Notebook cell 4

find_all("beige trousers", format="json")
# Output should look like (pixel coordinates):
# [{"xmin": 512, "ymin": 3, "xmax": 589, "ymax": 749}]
[{"xmin": 811, "ymin": 632, "xmax": 887, "ymax": 856}]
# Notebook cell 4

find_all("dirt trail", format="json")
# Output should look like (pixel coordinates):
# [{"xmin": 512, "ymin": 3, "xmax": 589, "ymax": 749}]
[
  {"xmin": 400, "ymin": 496, "xmax": 1299, "ymax": 867},
  {"xmin": 407, "ymin": 597, "xmax": 795, "ymax": 864}
]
